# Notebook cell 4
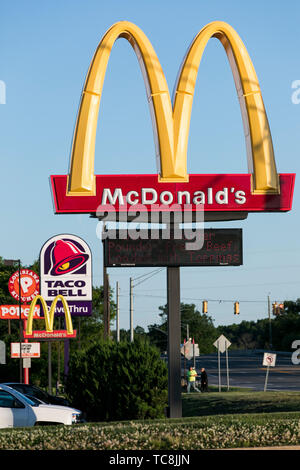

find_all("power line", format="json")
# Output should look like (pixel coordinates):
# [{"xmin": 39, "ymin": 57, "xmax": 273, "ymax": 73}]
[{"xmin": 132, "ymin": 268, "xmax": 164, "ymax": 288}]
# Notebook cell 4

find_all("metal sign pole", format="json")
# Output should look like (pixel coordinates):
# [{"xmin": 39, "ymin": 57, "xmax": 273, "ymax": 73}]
[
  {"xmin": 226, "ymin": 344, "xmax": 229, "ymax": 391},
  {"xmin": 183, "ymin": 341, "xmax": 186, "ymax": 383},
  {"xmin": 167, "ymin": 266, "xmax": 182, "ymax": 418},
  {"xmin": 193, "ymin": 339, "xmax": 196, "ymax": 369},
  {"xmin": 48, "ymin": 341, "xmax": 52, "ymax": 394},
  {"xmin": 116, "ymin": 281, "xmax": 120, "ymax": 342},
  {"xmin": 218, "ymin": 340, "xmax": 221, "ymax": 392},
  {"xmin": 130, "ymin": 277, "xmax": 134, "ymax": 342},
  {"xmin": 18, "ymin": 262, "xmax": 23, "ymax": 383},
  {"xmin": 264, "ymin": 365, "xmax": 270, "ymax": 392}
]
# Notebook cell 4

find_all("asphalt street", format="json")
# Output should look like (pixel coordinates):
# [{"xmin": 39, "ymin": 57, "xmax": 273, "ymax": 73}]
[{"xmin": 182, "ymin": 351, "xmax": 300, "ymax": 392}]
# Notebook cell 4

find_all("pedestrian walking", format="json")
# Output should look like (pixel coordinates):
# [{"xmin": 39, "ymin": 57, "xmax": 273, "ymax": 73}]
[
  {"xmin": 187, "ymin": 366, "xmax": 200, "ymax": 393},
  {"xmin": 200, "ymin": 367, "xmax": 208, "ymax": 392}
]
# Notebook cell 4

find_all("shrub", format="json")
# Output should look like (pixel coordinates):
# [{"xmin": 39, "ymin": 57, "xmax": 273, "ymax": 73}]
[{"xmin": 65, "ymin": 338, "xmax": 168, "ymax": 421}]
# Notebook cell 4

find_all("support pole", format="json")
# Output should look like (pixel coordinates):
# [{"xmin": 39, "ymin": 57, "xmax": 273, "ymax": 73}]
[
  {"xmin": 193, "ymin": 339, "xmax": 196, "ymax": 369},
  {"xmin": 130, "ymin": 277, "xmax": 134, "ymax": 342},
  {"xmin": 18, "ymin": 261, "xmax": 23, "ymax": 383},
  {"xmin": 218, "ymin": 340, "xmax": 221, "ymax": 392},
  {"xmin": 116, "ymin": 281, "xmax": 120, "ymax": 342},
  {"xmin": 264, "ymin": 365, "xmax": 270, "ymax": 392},
  {"xmin": 268, "ymin": 295, "xmax": 272, "ymax": 349},
  {"xmin": 103, "ymin": 267, "xmax": 110, "ymax": 339},
  {"xmin": 48, "ymin": 341, "xmax": 52, "ymax": 394},
  {"xmin": 167, "ymin": 266, "xmax": 182, "ymax": 418},
  {"xmin": 226, "ymin": 345, "xmax": 230, "ymax": 391},
  {"xmin": 23, "ymin": 319, "xmax": 29, "ymax": 385}
]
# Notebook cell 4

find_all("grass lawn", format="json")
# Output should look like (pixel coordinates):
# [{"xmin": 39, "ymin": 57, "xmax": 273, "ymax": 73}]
[{"xmin": 182, "ymin": 389, "xmax": 300, "ymax": 417}]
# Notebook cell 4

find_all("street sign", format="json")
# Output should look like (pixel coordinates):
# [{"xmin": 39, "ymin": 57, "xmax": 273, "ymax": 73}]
[
  {"xmin": 8, "ymin": 269, "xmax": 39, "ymax": 303},
  {"xmin": 0, "ymin": 341, "xmax": 5, "ymax": 364},
  {"xmin": 263, "ymin": 352, "xmax": 277, "ymax": 367},
  {"xmin": 23, "ymin": 358, "xmax": 31, "ymax": 369},
  {"xmin": 213, "ymin": 335, "xmax": 231, "ymax": 353},
  {"xmin": 263, "ymin": 352, "xmax": 277, "ymax": 392},
  {"xmin": 181, "ymin": 340, "xmax": 199, "ymax": 360},
  {"xmin": 11, "ymin": 342, "xmax": 40, "ymax": 358},
  {"xmin": 213, "ymin": 335, "xmax": 231, "ymax": 392}
]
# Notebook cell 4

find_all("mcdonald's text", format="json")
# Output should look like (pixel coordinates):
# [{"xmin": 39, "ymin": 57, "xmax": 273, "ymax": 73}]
[
  {"xmin": 51, "ymin": 173, "xmax": 295, "ymax": 214},
  {"xmin": 24, "ymin": 330, "xmax": 77, "ymax": 340}
]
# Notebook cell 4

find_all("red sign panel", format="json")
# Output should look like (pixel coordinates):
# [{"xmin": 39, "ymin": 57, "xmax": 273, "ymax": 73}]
[
  {"xmin": 51, "ymin": 173, "xmax": 295, "ymax": 214},
  {"xmin": 24, "ymin": 330, "xmax": 77, "ymax": 340},
  {"xmin": 8, "ymin": 270, "xmax": 40, "ymax": 302},
  {"xmin": 0, "ymin": 305, "xmax": 41, "ymax": 320}
]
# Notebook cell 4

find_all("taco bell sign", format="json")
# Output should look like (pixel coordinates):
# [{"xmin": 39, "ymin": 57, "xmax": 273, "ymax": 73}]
[{"xmin": 40, "ymin": 234, "xmax": 92, "ymax": 316}]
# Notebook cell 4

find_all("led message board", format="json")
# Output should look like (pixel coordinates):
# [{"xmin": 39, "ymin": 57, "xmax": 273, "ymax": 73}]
[{"xmin": 103, "ymin": 229, "xmax": 242, "ymax": 267}]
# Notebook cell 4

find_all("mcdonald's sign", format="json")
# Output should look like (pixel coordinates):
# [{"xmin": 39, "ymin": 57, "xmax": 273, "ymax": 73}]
[
  {"xmin": 24, "ymin": 295, "xmax": 76, "ymax": 339},
  {"xmin": 50, "ymin": 21, "xmax": 295, "ymax": 218}
]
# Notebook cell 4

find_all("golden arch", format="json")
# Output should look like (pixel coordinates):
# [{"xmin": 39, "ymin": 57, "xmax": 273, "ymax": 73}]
[
  {"xmin": 26, "ymin": 295, "xmax": 73, "ymax": 336},
  {"xmin": 67, "ymin": 21, "xmax": 279, "ymax": 196}
]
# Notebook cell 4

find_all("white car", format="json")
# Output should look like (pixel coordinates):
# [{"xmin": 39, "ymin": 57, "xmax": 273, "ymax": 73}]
[{"xmin": 0, "ymin": 384, "xmax": 83, "ymax": 428}]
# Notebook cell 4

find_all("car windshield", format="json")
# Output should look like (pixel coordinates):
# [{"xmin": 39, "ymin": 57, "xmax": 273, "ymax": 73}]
[
  {"xmin": 25, "ymin": 395, "xmax": 42, "ymax": 406},
  {"xmin": 8, "ymin": 388, "xmax": 38, "ymax": 407}
]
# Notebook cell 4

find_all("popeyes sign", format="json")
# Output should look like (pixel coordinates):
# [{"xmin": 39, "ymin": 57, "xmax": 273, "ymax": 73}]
[
  {"xmin": 50, "ymin": 21, "xmax": 295, "ymax": 217},
  {"xmin": 8, "ymin": 269, "xmax": 40, "ymax": 303}
]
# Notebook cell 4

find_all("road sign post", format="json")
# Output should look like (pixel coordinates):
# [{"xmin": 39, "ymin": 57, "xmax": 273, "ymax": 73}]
[
  {"xmin": 225, "ymin": 343, "xmax": 230, "ymax": 391},
  {"xmin": 218, "ymin": 340, "xmax": 221, "ymax": 392},
  {"xmin": 263, "ymin": 352, "xmax": 276, "ymax": 392},
  {"xmin": 213, "ymin": 335, "xmax": 232, "ymax": 392}
]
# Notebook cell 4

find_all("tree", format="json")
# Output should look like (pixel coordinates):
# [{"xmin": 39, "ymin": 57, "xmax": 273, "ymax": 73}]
[
  {"xmin": 148, "ymin": 302, "xmax": 217, "ymax": 353},
  {"xmin": 65, "ymin": 337, "xmax": 168, "ymax": 421}
]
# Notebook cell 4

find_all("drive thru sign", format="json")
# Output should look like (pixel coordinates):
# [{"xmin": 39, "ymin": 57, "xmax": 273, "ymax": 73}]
[{"xmin": 11, "ymin": 342, "xmax": 40, "ymax": 358}]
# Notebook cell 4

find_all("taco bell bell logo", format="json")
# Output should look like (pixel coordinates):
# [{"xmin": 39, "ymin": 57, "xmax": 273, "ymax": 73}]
[
  {"xmin": 40, "ymin": 234, "xmax": 92, "ymax": 316},
  {"xmin": 50, "ymin": 239, "xmax": 89, "ymax": 276}
]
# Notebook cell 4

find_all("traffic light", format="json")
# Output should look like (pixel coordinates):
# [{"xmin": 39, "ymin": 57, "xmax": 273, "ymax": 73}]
[
  {"xmin": 234, "ymin": 301, "xmax": 240, "ymax": 315},
  {"xmin": 202, "ymin": 300, "xmax": 208, "ymax": 314},
  {"xmin": 272, "ymin": 302, "xmax": 284, "ymax": 315}
]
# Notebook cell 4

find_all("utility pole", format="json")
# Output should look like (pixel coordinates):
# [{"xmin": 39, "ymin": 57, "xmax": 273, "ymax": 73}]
[
  {"xmin": 103, "ymin": 266, "xmax": 110, "ymax": 339},
  {"xmin": 268, "ymin": 295, "xmax": 272, "ymax": 349},
  {"xmin": 130, "ymin": 277, "xmax": 133, "ymax": 342},
  {"xmin": 18, "ymin": 260, "xmax": 23, "ymax": 383},
  {"xmin": 116, "ymin": 281, "xmax": 120, "ymax": 342}
]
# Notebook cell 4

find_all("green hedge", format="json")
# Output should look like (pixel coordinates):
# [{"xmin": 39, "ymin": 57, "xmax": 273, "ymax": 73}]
[
  {"xmin": 2, "ymin": 413, "xmax": 300, "ymax": 450},
  {"xmin": 65, "ymin": 338, "xmax": 168, "ymax": 421}
]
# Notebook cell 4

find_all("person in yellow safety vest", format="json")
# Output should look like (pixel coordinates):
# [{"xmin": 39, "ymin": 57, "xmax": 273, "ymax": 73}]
[{"xmin": 187, "ymin": 366, "xmax": 201, "ymax": 393}]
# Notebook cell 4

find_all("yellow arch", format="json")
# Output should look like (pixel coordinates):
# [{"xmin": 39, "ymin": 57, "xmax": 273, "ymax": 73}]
[
  {"xmin": 26, "ymin": 295, "xmax": 73, "ymax": 336},
  {"xmin": 67, "ymin": 21, "xmax": 279, "ymax": 195}
]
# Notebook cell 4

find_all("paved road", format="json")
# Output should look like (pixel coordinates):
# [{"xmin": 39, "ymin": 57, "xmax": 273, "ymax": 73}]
[{"xmin": 182, "ymin": 351, "xmax": 300, "ymax": 391}]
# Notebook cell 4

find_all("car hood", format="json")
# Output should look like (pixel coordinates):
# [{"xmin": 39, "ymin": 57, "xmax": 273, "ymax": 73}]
[{"xmin": 36, "ymin": 404, "xmax": 81, "ymax": 413}]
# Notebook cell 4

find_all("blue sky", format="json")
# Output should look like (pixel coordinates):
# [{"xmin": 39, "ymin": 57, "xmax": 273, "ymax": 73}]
[{"xmin": 1, "ymin": 0, "xmax": 300, "ymax": 334}]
